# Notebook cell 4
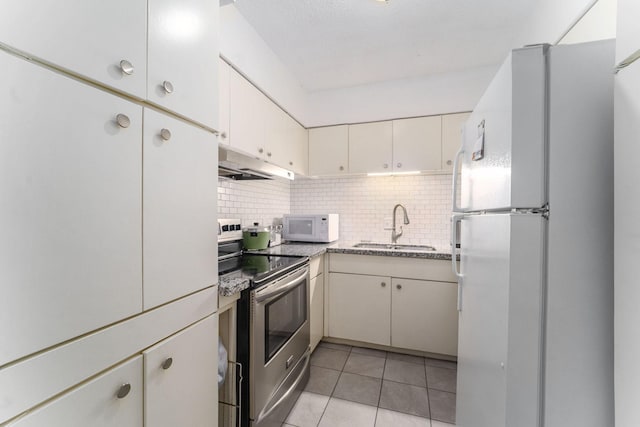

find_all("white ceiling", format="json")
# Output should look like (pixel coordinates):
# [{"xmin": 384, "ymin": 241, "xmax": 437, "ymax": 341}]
[{"xmin": 230, "ymin": 0, "xmax": 539, "ymax": 92}]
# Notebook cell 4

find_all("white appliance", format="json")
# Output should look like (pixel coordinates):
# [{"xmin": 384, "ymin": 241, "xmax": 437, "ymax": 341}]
[
  {"xmin": 451, "ymin": 41, "xmax": 614, "ymax": 427},
  {"xmin": 614, "ymin": 0, "xmax": 640, "ymax": 425},
  {"xmin": 282, "ymin": 214, "xmax": 339, "ymax": 243}
]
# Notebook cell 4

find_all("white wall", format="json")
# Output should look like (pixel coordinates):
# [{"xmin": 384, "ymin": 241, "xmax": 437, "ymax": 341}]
[
  {"xmin": 514, "ymin": 0, "xmax": 602, "ymax": 47},
  {"xmin": 306, "ymin": 66, "xmax": 496, "ymax": 127},
  {"xmin": 219, "ymin": 4, "xmax": 309, "ymax": 124},
  {"xmin": 217, "ymin": 177, "xmax": 290, "ymax": 228}
]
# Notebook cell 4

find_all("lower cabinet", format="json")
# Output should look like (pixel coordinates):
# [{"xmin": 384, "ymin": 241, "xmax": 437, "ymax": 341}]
[
  {"xmin": 328, "ymin": 273, "xmax": 391, "ymax": 346},
  {"xmin": 309, "ymin": 255, "xmax": 325, "ymax": 352},
  {"xmin": 144, "ymin": 314, "xmax": 218, "ymax": 427},
  {"xmin": 328, "ymin": 254, "xmax": 458, "ymax": 356},
  {"xmin": 391, "ymin": 278, "xmax": 458, "ymax": 356},
  {"xmin": 9, "ymin": 356, "xmax": 143, "ymax": 427}
]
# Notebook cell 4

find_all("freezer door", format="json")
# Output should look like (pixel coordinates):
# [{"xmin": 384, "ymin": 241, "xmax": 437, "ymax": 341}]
[
  {"xmin": 460, "ymin": 46, "xmax": 546, "ymax": 212},
  {"xmin": 456, "ymin": 213, "xmax": 545, "ymax": 427}
]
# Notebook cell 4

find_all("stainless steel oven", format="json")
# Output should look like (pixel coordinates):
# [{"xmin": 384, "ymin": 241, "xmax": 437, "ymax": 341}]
[{"xmin": 249, "ymin": 265, "xmax": 310, "ymax": 427}]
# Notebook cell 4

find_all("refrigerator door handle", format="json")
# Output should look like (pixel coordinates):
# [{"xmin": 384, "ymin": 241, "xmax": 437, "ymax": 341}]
[
  {"xmin": 452, "ymin": 146, "xmax": 465, "ymax": 213},
  {"xmin": 451, "ymin": 214, "xmax": 464, "ymax": 311}
]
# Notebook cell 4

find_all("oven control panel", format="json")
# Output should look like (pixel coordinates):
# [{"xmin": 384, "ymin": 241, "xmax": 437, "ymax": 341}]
[{"xmin": 218, "ymin": 218, "xmax": 242, "ymax": 242}]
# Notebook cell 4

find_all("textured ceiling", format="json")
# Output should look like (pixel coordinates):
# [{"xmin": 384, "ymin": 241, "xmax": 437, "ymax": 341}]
[{"xmin": 231, "ymin": 0, "xmax": 538, "ymax": 92}]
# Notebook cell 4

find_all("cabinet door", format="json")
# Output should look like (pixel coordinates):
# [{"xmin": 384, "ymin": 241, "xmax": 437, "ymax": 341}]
[
  {"xmin": 218, "ymin": 58, "xmax": 231, "ymax": 145},
  {"xmin": 264, "ymin": 98, "xmax": 289, "ymax": 165},
  {"xmin": 143, "ymin": 109, "xmax": 218, "ymax": 310},
  {"xmin": 391, "ymin": 278, "xmax": 458, "ymax": 356},
  {"xmin": 285, "ymin": 114, "xmax": 309, "ymax": 175},
  {"xmin": 392, "ymin": 116, "xmax": 442, "ymax": 172},
  {"xmin": 0, "ymin": 51, "xmax": 142, "ymax": 366},
  {"xmin": 441, "ymin": 112, "xmax": 470, "ymax": 172},
  {"xmin": 309, "ymin": 126, "xmax": 349, "ymax": 176},
  {"xmin": 144, "ymin": 315, "xmax": 218, "ymax": 427},
  {"xmin": 310, "ymin": 273, "xmax": 324, "ymax": 352},
  {"xmin": 147, "ymin": 0, "xmax": 219, "ymax": 129},
  {"xmin": 0, "ymin": 0, "xmax": 146, "ymax": 98},
  {"xmin": 328, "ymin": 273, "xmax": 391, "ymax": 346},
  {"xmin": 9, "ymin": 356, "xmax": 143, "ymax": 427},
  {"xmin": 229, "ymin": 68, "xmax": 267, "ymax": 157},
  {"xmin": 348, "ymin": 122, "xmax": 393, "ymax": 174}
]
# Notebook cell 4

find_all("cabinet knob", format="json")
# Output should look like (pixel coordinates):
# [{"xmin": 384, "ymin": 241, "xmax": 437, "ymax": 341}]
[
  {"xmin": 116, "ymin": 113, "xmax": 131, "ymax": 128},
  {"xmin": 160, "ymin": 128, "xmax": 172, "ymax": 141},
  {"xmin": 220, "ymin": 132, "xmax": 227, "ymax": 139},
  {"xmin": 258, "ymin": 148, "xmax": 264, "ymax": 154},
  {"xmin": 383, "ymin": 163, "xmax": 389, "ymax": 169},
  {"xmin": 397, "ymin": 162, "xmax": 402, "ymax": 168},
  {"xmin": 162, "ymin": 80, "xmax": 174, "ymax": 94},
  {"xmin": 447, "ymin": 160, "xmax": 453, "ymax": 166},
  {"xmin": 162, "ymin": 357, "xmax": 173, "ymax": 370},
  {"xmin": 396, "ymin": 284, "xmax": 402, "ymax": 290},
  {"xmin": 339, "ymin": 166, "xmax": 344, "ymax": 171},
  {"xmin": 267, "ymin": 152, "xmax": 272, "ymax": 157},
  {"xmin": 381, "ymin": 282, "xmax": 386, "ymax": 287},
  {"xmin": 289, "ymin": 161, "xmax": 293, "ymax": 166},
  {"xmin": 119, "ymin": 60, "xmax": 134, "ymax": 75},
  {"xmin": 116, "ymin": 383, "xmax": 131, "ymax": 399}
]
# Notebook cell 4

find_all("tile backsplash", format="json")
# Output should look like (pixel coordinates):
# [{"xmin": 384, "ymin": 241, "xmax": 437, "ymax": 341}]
[
  {"xmin": 217, "ymin": 178, "xmax": 291, "ymax": 226},
  {"xmin": 291, "ymin": 174, "xmax": 454, "ymax": 250},
  {"xmin": 218, "ymin": 174, "xmax": 454, "ymax": 251}
]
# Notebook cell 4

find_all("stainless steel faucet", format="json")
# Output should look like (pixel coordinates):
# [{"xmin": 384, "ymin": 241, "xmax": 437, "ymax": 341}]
[{"xmin": 386, "ymin": 204, "xmax": 410, "ymax": 244}]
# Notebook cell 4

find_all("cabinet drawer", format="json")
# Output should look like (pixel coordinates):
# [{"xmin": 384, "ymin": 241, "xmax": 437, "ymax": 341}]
[
  {"xmin": 7, "ymin": 357, "xmax": 143, "ymax": 427},
  {"xmin": 329, "ymin": 254, "xmax": 456, "ymax": 282}
]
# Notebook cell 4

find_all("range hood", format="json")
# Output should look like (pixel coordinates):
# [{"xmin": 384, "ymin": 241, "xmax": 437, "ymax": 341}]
[{"xmin": 218, "ymin": 147, "xmax": 294, "ymax": 181}]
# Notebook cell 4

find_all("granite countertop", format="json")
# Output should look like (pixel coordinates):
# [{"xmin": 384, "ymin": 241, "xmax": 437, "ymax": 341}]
[
  {"xmin": 256, "ymin": 241, "xmax": 455, "ymax": 260},
  {"xmin": 218, "ymin": 275, "xmax": 250, "ymax": 297}
]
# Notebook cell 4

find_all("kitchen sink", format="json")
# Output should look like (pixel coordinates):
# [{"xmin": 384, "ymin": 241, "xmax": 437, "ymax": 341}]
[{"xmin": 353, "ymin": 242, "xmax": 436, "ymax": 251}]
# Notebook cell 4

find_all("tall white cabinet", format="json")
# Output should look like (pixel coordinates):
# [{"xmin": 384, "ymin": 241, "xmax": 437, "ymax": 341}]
[{"xmin": 0, "ymin": 1, "xmax": 219, "ymax": 425}]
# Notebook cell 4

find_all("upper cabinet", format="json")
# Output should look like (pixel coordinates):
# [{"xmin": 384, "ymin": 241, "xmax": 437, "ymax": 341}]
[
  {"xmin": 393, "ymin": 116, "xmax": 442, "ymax": 172},
  {"xmin": 147, "ymin": 0, "xmax": 219, "ymax": 129},
  {"xmin": 348, "ymin": 121, "xmax": 393, "ymax": 174},
  {"xmin": 218, "ymin": 59, "xmax": 231, "ymax": 145},
  {"xmin": 0, "ymin": 0, "xmax": 147, "ymax": 98},
  {"xmin": 441, "ymin": 112, "xmax": 471, "ymax": 172},
  {"xmin": 0, "ymin": 0, "xmax": 218, "ymax": 129},
  {"xmin": 312, "ymin": 113, "xmax": 470, "ymax": 176},
  {"xmin": 309, "ymin": 126, "xmax": 349, "ymax": 176},
  {"xmin": 227, "ymin": 67, "xmax": 308, "ymax": 176}
]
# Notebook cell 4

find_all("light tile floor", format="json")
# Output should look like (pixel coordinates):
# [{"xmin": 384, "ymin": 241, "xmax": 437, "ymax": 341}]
[{"xmin": 284, "ymin": 341, "xmax": 456, "ymax": 427}]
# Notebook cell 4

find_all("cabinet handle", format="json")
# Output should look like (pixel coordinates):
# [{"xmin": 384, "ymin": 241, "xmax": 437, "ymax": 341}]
[
  {"xmin": 339, "ymin": 166, "xmax": 344, "ymax": 171},
  {"xmin": 220, "ymin": 132, "xmax": 227, "ymax": 139},
  {"xmin": 161, "ymin": 357, "xmax": 173, "ymax": 370},
  {"xmin": 396, "ymin": 284, "xmax": 402, "ymax": 290},
  {"xmin": 258, "ymin": 148, "xmax": 264, "ymax": 154},
  {"xmin": 397, "ymin": 162, "xmax": 402, "ymax": 168},
  {"xmin": 116, "ymin": 383, "xmax": 131, "ymax": 399},
  {"xmin": 447, "ymin": 160, "xmax": 453, "ymax": 166},
  {"xmin": 289, "ymin": 161, "xmax": 293, "ymax": 166},
  {"xmin": 381, "ymin": 282, "xmax": 386, "ymax": 287},
  {"xmin": 119, "ymin": 60, "xmax": 134, "ymax": 76},
  {"xmin": 267, "ymin": 152, "xmax": 272, "ymax": 157},
  {"xmin": 160, "ymin": 128, "xmax": 172, "ymax": 141},
  {"xmin": 162, "ymin": 80, "xmax": 174, "ymax": 94},
  {"xmin": 116, "ymin": 114, "xmax": 131, "ymax": 128},
  {"xmin": 383, "ymin": 163, "xmax": 389, "ymax": 169}
]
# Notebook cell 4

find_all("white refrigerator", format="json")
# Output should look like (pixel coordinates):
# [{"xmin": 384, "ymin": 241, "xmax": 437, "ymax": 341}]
[
  {"xmin": 452, "ymin": 41, "xmax": 615, "ymax": 427},
  {"xmin": 614, "ymin": 0, "xmax": 640, "ymax": 425}
]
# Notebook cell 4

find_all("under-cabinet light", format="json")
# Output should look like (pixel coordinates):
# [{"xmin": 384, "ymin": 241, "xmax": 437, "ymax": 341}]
[{"xmin": 367, "ymin": 171, "xmax": 421, "ymax": 177}]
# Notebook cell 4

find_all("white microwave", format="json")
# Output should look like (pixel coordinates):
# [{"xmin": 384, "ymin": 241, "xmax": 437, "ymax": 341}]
[{"xmin": 283, "ymin": 214, "xmax": 339, "ymax": 243}]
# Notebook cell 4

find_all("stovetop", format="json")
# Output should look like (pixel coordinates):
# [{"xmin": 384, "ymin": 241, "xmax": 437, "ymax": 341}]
[{"xmin": 219, "ymin": 253, "xmax": 308, "ymax": 288}]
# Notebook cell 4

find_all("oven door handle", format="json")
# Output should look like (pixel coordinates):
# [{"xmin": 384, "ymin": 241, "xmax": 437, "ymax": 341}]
[
  {"xmin": 255, "ymin": 349, "xmax": 311, "ymax": 424},
  {"xmin": 255, "ymin": 267, "xmax": 308, "ymax": 303}
]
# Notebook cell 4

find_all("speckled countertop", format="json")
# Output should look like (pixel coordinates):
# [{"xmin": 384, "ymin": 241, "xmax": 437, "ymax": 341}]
[
  {"xmin": 218, "ymin": 275, "xmax": 250, "ymax": 296},
  {"xmin": 256, "ymin": 241, "xmax": 455, "ymax": 260}
]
